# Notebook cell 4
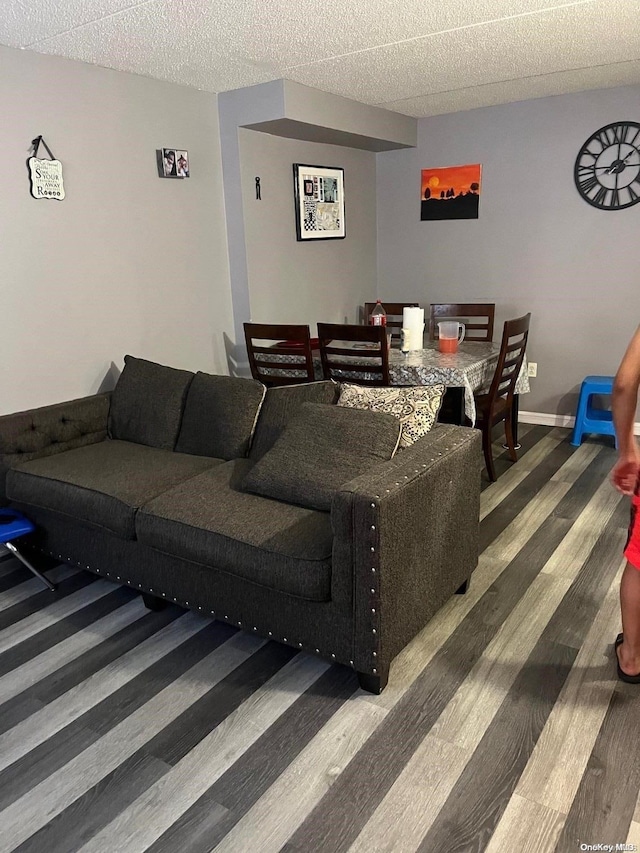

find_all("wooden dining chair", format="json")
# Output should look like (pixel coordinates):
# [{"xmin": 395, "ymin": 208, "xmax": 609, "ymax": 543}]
[
  {"xmin": 428, "ymin": 303, "xmax": 495, "ymax": 342},
  {"xmin": 364, "ymin": 302, "xmax": 419, "ymax": 347},
  {"xmin": 243, "ymin": 322, "xmax": 316, "ymax": 386},
  {"xmin": 317, "ymin": 323, "xmax": 390, "ymax": 386},
  {"xmin": 474, "ymin": 313, "xmax": 531, "ymax": 481}
]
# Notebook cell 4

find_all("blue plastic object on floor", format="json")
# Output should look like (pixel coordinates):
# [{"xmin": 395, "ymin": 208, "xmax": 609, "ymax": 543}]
[
  {"xmin": 0, "ymin": 508, "xmax": 56, "ymax": 590},
  {"xmin": 0, "ymin": 508, "xmax": 35, "ymax": 542},
  {"xmin": 571, "ymin": 375, "xmax": 618, "ymax": 448}
]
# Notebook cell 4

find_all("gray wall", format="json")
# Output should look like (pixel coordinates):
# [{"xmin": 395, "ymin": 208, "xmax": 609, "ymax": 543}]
[
  {"xmin": 218, "ymin": 80, "xmax": 409, "ymax": 367},
  {"xmin": 1, "ymin": 44, "xmax": 233, "ymax": 415},
  {"xmin": 376, "ymin": 85, "xmax": 640, "ymax": 416},
  {"xmin": 239, "ymin": 128, "xmax": 377, "ymax": 331},
  {"xmin": 279, "ymin": 79, "xmax": 416, "ymax": 150}
]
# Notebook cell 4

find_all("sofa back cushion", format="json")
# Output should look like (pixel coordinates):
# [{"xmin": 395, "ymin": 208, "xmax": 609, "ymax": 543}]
[
  {"xmin": 175, "ymin": 373, "xmax": 266, "ymax": 460},
  {"xmin": 108, "ymin": 355, "xmax": 194, "ymax": 450},
  {"xmin": 242, "ymin": 402, "xmax": 401, "ymax": 511},
  {"xmin": 249, "ymin": 380, "xmax": 338, "ymax": 461}
]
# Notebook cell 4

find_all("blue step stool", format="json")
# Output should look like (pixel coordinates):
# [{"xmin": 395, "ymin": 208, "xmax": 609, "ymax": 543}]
[
  {"xmin": 571, "ymin": 375, "xmax": 618, "ymax": 448},
  {"xmin": 0, "ymin": 509, "xmax": 56, "ymax": 590}
]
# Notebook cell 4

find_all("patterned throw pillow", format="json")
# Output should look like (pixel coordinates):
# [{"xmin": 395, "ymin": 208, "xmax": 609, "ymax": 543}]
[{"xmin": 337, "ymin": 383, "xmax": 445, "ymax": 448}]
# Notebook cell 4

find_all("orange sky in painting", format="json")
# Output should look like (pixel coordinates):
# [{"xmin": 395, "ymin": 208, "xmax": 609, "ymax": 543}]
[{"xmin": 421, "ymin": 164, "xmax": 482, "ymax": 198}]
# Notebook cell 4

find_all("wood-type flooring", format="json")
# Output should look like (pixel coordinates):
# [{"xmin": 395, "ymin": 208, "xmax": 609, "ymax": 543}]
[{"xmin": 0, "ymin": 425, "xmax": 637, "ymax": 853}]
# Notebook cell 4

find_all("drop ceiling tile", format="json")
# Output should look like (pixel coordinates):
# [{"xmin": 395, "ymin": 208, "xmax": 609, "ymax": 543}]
[
  {"xmin": 0, "ymin": 0, "xmax": 139, "ymax": 48},
  {"xmin": 5, "ymin": 0, "xmax": 639, "ymax": 113},
  {"xmin": 188, "ymin": 0, "xmax": 600, "ymax": 68},
  {"xmin": 11, "ymin": 0, "xmax": 614, "ymax": 91},
  {"xmin": 30, "ymin": 0, "xmax": 277, "ymax": 92},
  {"xmin": 286, "ymin": 1, "xmax": 640, "ymax": 106},
  {"xmin": 381, "ymin": 60, "xmax": 640, "ymax": 116}
]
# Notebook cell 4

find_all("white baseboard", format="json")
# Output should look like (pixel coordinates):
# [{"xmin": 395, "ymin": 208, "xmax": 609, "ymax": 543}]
[
  {"xmin": 519, "ymin": 410, "xmax": 640, "ymax": 436},
  {"xmin": 518, "ymin": 411, "xmax": 575, "ymax": 428}
]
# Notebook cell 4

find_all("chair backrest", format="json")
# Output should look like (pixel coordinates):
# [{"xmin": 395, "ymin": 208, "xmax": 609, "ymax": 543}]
[
  {"xmin": 363, "ymin": 302, "xmax": 419, "ymax": 347},
  {"xmin": 317, "ymin": 323, "xmax": 390, "ymax": 386},
  {"xmin": 486, "ymin": 313, "xmax": 531, "ymax": 407},
  {"xmin": 428, "ymin": 303, "xmax": 495, "ymax": 342},
  {"xmin": 243, "ymin": 322, "xmax": 315, "ymax": 387}
]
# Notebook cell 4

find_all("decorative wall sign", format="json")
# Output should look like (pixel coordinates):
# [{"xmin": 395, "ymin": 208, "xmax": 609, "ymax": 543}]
[
  {"xmin": 420, "ymin": 164, "xmax": 481, "ymax": 220},
  {"xmin": 293, "ymin": 164, "xmax": 345, "ymax": 240},
  {"xmin": 28, "ymin": 136, "xmax": 65, "ymax": 201},
  {"xmin": 156, "ymin": 148, "xmax": 190, "ymax": 178}
]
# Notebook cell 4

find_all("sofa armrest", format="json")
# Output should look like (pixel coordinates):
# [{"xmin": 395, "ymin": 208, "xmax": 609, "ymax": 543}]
[
  {"xmin": 330, "ymin": 424, "xmax": 481, "ymax": 680},
  {"xmin": 0, "ymin": 393, "xmax": 111, "ymax": 503}
]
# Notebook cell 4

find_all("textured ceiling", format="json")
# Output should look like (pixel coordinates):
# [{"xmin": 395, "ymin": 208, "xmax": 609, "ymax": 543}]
[{"xmin": 2, "ymin": 0, "xmax": 639, "ymax": 117}]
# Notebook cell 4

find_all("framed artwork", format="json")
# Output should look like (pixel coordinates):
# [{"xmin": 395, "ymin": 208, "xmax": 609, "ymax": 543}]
[
  {"xmin": 156, "ymin": 148, "xmax": 190, "ymax": 179},
  {"xmin": 420, "ymin": 164, "xmax": 481, "ymax": 220},
  {"xmin": 293, "ymin": 164, "xmax": 345, "ymax": 240}
]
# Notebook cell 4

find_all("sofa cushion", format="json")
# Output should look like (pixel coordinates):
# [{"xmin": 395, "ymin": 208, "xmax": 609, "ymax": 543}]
[
  {"xmin": 137, "ymin": 459, "xmax": 333, "ymax": 601},
  {"xmin": 108, "ymin": 355, "xmax": 194, "ymax": 450},
  {"xmin": 337, "ymin": 382, "xmax": 445, "ymax": 448},
  {"xmin": 242, "ymin": 402, "xmax": 401, "ymax": 511},
  {"xmin": 249, "ymin": 380, "xmax": 338, "ymax": 461},
  {"xmin": 6, "ymin": 439, "xmax": 220, "ymax": 540},
  {"xmin": 175, "ymin": 373, "xmax": 265, "ymax": 460}
]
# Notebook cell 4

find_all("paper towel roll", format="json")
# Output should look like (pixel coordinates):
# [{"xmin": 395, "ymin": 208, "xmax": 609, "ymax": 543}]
[
  {"xmin": 402, "ymin": 307, "xmax": 425, "ymax": 329},
  {"xmin": 401, "ymin": 325, "xmax": 424, "ymax": 352}
]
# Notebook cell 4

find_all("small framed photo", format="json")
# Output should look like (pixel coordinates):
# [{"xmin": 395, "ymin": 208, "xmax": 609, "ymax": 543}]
[
  {"xmin": 157, "ymin": 148, "xmax": 189, "ymax": 179},
  {"xmin": 293, "ymin": 164, "xmax": 345, "ymax": 241},
  {"xmin": 175, "ymin": 150, "xmax": 190, "ymax": 178}
]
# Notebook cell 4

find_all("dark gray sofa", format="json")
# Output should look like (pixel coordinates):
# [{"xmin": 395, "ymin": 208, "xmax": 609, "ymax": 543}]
[{"xmin": 0, "ymin": 356, "xmax": 482, "ymax": 693}]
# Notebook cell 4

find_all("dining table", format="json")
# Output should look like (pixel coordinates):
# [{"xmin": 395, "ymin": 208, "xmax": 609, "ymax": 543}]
[
  {"xmin": 387, "ymin": 340, "xmax": 529, "ymax": 428},
  {"xmin": 318, "ymin": 339, "xmax": 529, "ymax": 429},
  {"xmin": 262, "ymin": 338, "xmax": 530, "ymax": 439}
]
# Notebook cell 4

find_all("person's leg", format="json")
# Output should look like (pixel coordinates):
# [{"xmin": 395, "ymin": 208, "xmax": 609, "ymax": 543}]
[{"xmin": 618, "ymin": 561, "xmax": 640, "ymax": 676}]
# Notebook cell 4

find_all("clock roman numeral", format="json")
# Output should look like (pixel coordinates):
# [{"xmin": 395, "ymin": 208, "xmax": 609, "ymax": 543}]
[
  {"xmin": 593, "ymin": 186, "xmax": 608, "ymax": 207},
  {"xmin": 611, "ymin": 124, "xmax": 628, "ymax": 144},
  {"xmin": 593, "ymin": 129, "xmax": 614, "ymax": 151},
  {"xmin": 611, "ymin": 188, "xmax": 621, "ymax": 207},
  {"xmin": 577, "ymin": 163, "xmax": 595, "ymax": 175},
  {"xmin": 579, "ymin": 175, "xmax": 598, "ymax": 194},
  {"xmin": 629, "ymin": 182, "xmax": 640, "ymax": 203}
]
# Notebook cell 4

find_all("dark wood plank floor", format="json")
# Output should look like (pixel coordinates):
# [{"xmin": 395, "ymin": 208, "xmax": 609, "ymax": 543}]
[{"xmin": 0, "ymin": 426, "xmax": 637, "ymax": 853}]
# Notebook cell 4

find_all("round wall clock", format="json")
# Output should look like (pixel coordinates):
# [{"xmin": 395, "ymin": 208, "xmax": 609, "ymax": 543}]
[{"xmin": 574, "ymin": 121, "xmax": 640, "ymax": 210}]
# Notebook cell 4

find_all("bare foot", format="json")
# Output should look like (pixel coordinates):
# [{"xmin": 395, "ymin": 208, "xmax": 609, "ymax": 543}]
[{"xmin": 616, "ymin": 640, "xmax": 640, "ymax": 678}]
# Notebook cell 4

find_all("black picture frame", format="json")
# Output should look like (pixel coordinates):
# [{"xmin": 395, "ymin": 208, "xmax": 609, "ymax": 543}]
[{"xmin": 293, "ymin": 164, "xmax": 345, "ymax": 241}]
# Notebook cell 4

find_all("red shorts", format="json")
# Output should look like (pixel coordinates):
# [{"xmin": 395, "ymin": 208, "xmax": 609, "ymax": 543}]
[{"xmin": 624, "ymin": 479, "xmax": 640, "ymax": 570}]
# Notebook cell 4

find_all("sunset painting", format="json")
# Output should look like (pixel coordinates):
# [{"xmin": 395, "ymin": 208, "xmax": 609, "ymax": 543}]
[{"xmin": 420, "ymin": 164, "xmax": 482, "ymax": 220}]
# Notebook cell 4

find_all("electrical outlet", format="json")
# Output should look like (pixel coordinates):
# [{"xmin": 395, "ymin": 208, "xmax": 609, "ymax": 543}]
[{"xmin": 527, "ymin": 362, "xmax": 537, "ymax": 378}]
